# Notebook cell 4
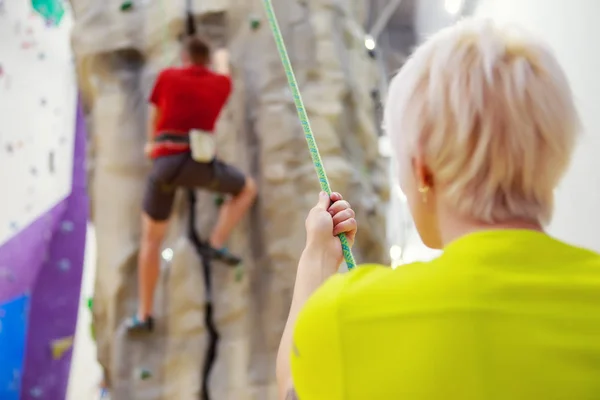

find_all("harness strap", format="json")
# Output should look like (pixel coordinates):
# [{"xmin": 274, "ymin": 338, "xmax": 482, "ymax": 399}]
[
  {"xmin": 154, "ymin": 133, "xmax": 190, "ymax": 144},
  {"xmin": 154, "ymin": 130, "xmax": 213, "ymax": 144}
]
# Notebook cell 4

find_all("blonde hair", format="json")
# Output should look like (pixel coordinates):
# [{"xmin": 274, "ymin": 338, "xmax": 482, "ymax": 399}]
[{"xmin": 384, "ymin": 18, "xmax": 580, "ymax": 225}]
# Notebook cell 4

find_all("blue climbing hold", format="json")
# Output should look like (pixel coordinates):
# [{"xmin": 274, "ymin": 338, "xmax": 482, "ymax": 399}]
[
  {"xmin": 0, "ymin": 295, "xmax": 31, "ymax": 400},
  {"xmin": 57, "ymin": 259, "xmax": 71, "ymax": 271},
  {"xmin": 60, "ymin": 220, "xmax": 74, "ymax": 233}
]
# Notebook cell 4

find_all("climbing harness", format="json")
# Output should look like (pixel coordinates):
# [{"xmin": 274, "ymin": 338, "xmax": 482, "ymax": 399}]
[{"xmin": 261, "ymin": 0, "xmax": 357, "ymax": 269}]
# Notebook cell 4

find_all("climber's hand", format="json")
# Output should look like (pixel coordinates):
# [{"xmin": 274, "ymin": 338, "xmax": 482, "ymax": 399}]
[
  {"xmin": 144, "ymin": 142, "xmax": 154, "ymax": 158},
  {"xmin": 304, "ymin": 191, "xmax": 357, "ymax": 270}
]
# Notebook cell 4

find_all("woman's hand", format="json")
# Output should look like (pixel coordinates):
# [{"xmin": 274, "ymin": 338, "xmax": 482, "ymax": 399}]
[{"xmin": 304, "ymin": 191, "xmax": 357, "ymax": 272}]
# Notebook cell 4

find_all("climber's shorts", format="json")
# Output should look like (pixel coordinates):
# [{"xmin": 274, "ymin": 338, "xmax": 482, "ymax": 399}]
[{"xmin": 143, "ymin": 152, "xmax": 246, "ymax": 221}]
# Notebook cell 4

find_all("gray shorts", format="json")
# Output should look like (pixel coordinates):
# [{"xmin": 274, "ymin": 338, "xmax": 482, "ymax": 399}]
[{"xmin": 143, "ymin": 152, "xmax": 246, "ymax": 221}]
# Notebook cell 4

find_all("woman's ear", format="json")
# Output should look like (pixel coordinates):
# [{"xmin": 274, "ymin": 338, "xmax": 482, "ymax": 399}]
[{"xmin": 411, "ymin": 153, "xmax": 434, "ymax": 190}]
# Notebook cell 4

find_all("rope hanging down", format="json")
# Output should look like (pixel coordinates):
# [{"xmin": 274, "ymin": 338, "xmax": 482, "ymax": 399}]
[
  {"xmin": 261, "ymin": 0, "xmax": 357, "ymax": 269},
  {"xmin": 183, "ymin": 2, "xmax": 219, "ymax": 399},
  {"xmin": 187, "ymin": 191, "xmax": 219, "ymax": 400}
]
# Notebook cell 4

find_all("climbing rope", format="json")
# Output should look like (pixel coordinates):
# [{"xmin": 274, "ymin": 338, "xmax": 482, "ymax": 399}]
[
  {"xmin": 261, "ymin": 0, "xmax": 357, "ymax": 269},
  {"xmin": 187, "ymin": 191, "xmax": 219, "ymax": 400},
  {"xmin": 181, "ymin": 3, "xmax": 222, "ymax": 400}
]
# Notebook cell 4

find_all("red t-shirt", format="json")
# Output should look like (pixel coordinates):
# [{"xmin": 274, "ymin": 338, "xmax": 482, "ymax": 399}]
[{"xmin": 149, "ymin": 65, "xmax": 232, "ymax": 158}]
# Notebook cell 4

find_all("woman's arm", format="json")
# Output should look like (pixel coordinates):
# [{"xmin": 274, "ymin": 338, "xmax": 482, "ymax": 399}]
[
  {"xmin": 276, "ymin": 192, "xmax": 357, "ymax": 399},
  {"xmin": 276, "ymin": 247, "xmax": 337, "ymax": 399}
]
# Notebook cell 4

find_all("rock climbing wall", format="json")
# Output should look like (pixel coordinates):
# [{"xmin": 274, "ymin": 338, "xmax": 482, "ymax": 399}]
[
  {"xmin": 70, "ymin": 0, "xmax": 389, "ymax": 398},
  {"xmin": 0, "ymin": 1, "xmax": 88, "ymax": 399}
]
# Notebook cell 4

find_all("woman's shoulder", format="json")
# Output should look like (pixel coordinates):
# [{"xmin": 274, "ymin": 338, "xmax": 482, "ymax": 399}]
[{"xmin": 310, "ymin": 261, "xmax": 438, "ymax": 314}]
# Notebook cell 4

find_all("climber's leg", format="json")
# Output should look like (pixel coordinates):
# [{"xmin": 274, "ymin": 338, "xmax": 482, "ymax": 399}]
[
  {"xmin": 170, "ymin": 154, "xmax": 257, "ymax": 264},
  {"xmin": 210, "ymin": 176, "xmax": 257, "ymax": 249},
  {"xmin": 127, "ymin": 154, "xmax": 183, "ymax": 333},
  {"xmin": 136, "ymin": 213, "xmax": 168, "ymax": 321}
]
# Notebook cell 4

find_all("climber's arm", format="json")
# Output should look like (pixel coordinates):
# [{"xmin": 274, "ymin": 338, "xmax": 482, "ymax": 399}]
[
  {"xmin": 212, "ymin": 48, "xmax": 230, "ymax": 76},
  {"xmin": 209, "ymin": 49, "xmax": 233, "ymax": 109},
  {"xmin": 145, "ymin": 70, "xmax": 167, "ymax": 156},
  {"xmin": 147, "ymin": 105, "xmax": 160, "ymax": 142}
]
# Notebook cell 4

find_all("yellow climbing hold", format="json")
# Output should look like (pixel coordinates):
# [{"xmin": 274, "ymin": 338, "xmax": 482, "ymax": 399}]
[{"xmin": 50, "ymin": 335, "xmax": 74, "ymax": 360}]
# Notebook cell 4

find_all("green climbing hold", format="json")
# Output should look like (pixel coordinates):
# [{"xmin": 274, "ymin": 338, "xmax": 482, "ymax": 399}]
[
  {"xmin": 31, "ymin": 0, "xmax": 65, "ymax": 26},
  {"xmin": 87, "ymin": 297, "xmax": 93, "ymax": 311},
  {"xmin": 214, "ymin": 195, "xmax": 225, "ymax": 207},
  {"xmin": 120, "ymin": 0, "xmax": 133, "ymax": 11},
  {"xmin": 137, "ymin": 367, "xmax": 152, "ymax": 380},
  {"xmin": 249, "ymin": 15, "xmax": 261, "ymax": 31},
  {"xmin": 235, "ymin": 264, "xmax": 244, "ymax": 282}
]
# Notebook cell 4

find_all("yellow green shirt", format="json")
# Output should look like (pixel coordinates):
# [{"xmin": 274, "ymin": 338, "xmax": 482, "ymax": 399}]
[{"xmin": 291, "ymin": 230, "xmax": 600, "ymax": 399}]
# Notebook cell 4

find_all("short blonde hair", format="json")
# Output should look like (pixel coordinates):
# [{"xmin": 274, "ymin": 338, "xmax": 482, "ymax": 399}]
[{"xmin": 384, "ymin": 18, "xmax": 580, "ymax": 225}]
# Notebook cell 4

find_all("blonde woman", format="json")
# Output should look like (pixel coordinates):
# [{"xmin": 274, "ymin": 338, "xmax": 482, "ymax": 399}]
[{"xmin": 276, "ymin": 18, "xmax": 600, "ymax": 399}]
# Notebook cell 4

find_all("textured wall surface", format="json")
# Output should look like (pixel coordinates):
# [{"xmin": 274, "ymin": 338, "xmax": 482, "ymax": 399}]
[{"xmin": 70, "ymin": 0, "xmax": 389, "ymax": 398}]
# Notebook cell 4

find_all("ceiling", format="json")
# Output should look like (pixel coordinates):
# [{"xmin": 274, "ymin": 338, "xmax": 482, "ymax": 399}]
[
  {"xmin": 366, "ymin": 0, "xmax": 417, "ymax": 30},
  {"xmin": 364, "ymin": 0, "xmax": 418, "ymax": 75}
]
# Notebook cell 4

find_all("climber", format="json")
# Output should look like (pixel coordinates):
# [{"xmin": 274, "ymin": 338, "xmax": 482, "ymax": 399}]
[{"xmin": 127, "ymin": 35, "xmax": 257, "ymax": 332}]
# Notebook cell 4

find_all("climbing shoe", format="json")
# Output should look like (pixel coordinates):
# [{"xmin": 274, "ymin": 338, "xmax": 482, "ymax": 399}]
[
  {"xmin": 210, "ymin": 247, "xmax": 242, "ymax": 266},
  {"xmin": 126, "ymin": 315, "xmax": 154, "ymax": 334}
]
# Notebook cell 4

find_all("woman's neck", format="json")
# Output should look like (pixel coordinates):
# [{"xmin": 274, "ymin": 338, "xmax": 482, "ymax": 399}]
[{"xmin": 438, "ymin": 212, "xmax": 544, "ymax": 248}]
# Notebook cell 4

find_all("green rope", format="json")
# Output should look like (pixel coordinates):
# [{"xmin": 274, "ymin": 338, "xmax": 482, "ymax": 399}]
[{"xmin": 262, "ymin": 0, "xmax": 357, "ymax": 270}]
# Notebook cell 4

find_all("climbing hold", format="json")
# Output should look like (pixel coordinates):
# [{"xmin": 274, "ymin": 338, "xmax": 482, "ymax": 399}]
[
  {"xmin": 120, "ymin": 0, "xmax": 134, "ymax": 11},
  {"xmin": 87, "ymin": 297, "xmax": 93, "ymax": 311},
  {"xmin": 61, "ymin": 220, "xmax": 74, "ymax": 232},
  {"xmin": 0, "ymin": 267, "xmax": 15, "ymax": 282},
  {"xmin": 49, "ymin": 151, "xmax": 55, "ymax": 173},
  {"xmin": 50, "ymin": 335, "xmax": 73, "ymax": 359},
  {"xmin": 38, "ymin": 52, "xmax": 46, "ymax": 60},
  {"xmin": 249, "ymin": 15, "xmax": 261, "ymax": 31},
  {"xmin": 57, "ymin": 259, "xmax": 71, "ymax": 271},
  {"xmin": 235, "ymin": 264, "xmax": 244, "ymax": 282},
  {"xmin": 40, "ymin": 98, "xmax": 47, "ymax": 106},
  {"xmin": 31, "ymin": 0, "xmax": 65, "ymax": 25},
  {"xmin": 136, "ymin": 367, "xmax": 152, "ymax": 380},
  {"xmin": 214, "ymin": 195, "xmax": 225, "ymax": 207}
]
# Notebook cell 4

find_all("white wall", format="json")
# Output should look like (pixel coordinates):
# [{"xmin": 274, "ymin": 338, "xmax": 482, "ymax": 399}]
[
  {"xmin": 411, "ymin": 0, "xmax": 600, "ymax": 252},
  {"xmin": 473, "ymin": 1, "xmax": 600, "ymax": 251},
  {"xmin": 0, "ymin": 0, "xmax": 77, "ymax": 246}
]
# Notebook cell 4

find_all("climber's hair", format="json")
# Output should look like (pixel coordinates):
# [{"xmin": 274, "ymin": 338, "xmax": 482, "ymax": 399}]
[
  {"xmin": 384, "ymin": 17, "xmax": 580, "ymax": 226},
  {"xmin": 183, "ymin": 35, "xmax": 211, "ymax": 65}
]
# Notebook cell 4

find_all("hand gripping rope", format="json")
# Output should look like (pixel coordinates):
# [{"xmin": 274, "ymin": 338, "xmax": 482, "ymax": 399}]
[{"xmin": 261, "ymin": 0, "xmax": 357, "ymax": 269}]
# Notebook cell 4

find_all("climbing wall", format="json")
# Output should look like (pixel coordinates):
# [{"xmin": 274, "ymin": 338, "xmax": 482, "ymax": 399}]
[
  {"xmin": 70, "ymin": 0, "xmax": 389, "ymax": 398},
  {"xmin": 0, "ymin": 1, "xmax": 88, "ymax": 399}
]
